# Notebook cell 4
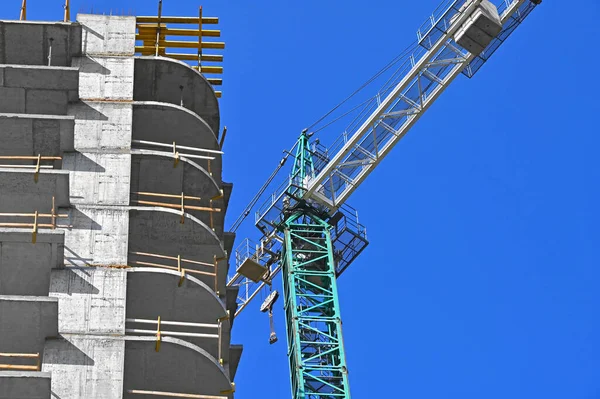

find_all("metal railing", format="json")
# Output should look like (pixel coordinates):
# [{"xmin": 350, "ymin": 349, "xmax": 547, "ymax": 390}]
[
  {"xmin": 130, "ymin": 191, "xmax": 221, "ymax": 228},
  {"xmin": 0, "ymin": 197, "xmax": 69, "ymax": 243},
  {"xmin": 128, "ymin": 251, "xmax": 223, "ymax": 292},
  {"xmin": 127, "ymin": 390, "xmax": 228, "ymax": 399},
  {"xmin": 0, "ymin": 155, "xmax": 62, "ymax": 182},
  {"xmin": 131, "ymin": 139, "xmax": 222, "ymax": 176},
  {"xmin": 0, "ymin": 352, "xmax": 41, "ymax": 371}
]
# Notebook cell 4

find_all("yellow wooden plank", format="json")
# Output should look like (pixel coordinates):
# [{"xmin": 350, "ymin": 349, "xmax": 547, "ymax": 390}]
[
  {"xmin": 136, "ymin": 27, "xmax": 221, "ymax": 37},
  {"xmin": 137, "ymin": 16, "xmax": 219, "ymax": 24}
]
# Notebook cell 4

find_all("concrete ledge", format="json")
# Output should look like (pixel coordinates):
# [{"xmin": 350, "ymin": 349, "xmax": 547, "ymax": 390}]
[
  {"xmin": 0, "ymin": 295, "xmax": 58, "ymax": 355},
  {"xmin": 0, "ymin": 371, "xmax": 51, "ymax": 399},
  {"xmin": 0, "ymin": 168, "xmax": 70, "ymax": 213},
  {"xmin": 133, "ymin": 57, "xmax": 220, "ymax": 134},
  {"xmin": 128, "ymin": 207, "xmax": 227, "ymax": 290},
  {"xmin": 0, "ymin": 21, "xmax": 82, "ymax": 66},
  {"xmin": 0, "ymin": 228, "xmax": 65, "ymax": 296},
  {"xmin": 0, "ymin": 113, "xmax": 75, "ymax": 160},
  {"xmin": 126, "ymin": 267, "xmax": 227, "ymax": 359},
  {"xmin": 123, "ymin": 336, "xmax": 232, "ymax": 398}
]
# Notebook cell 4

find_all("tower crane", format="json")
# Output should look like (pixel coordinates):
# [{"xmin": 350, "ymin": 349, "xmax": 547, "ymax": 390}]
[{"xmin": 227, "ymin": 0, "xmax": 542, "ymax": 397}]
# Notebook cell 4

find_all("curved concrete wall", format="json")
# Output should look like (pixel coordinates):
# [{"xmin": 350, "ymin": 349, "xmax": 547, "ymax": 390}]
[
  {"xmin": 123, "ymin": 336, "xmax": 232, "ymax": 398},
  {"xmin": 133, "ymin": 57, "xmax": 220, "ymax": 134},
  {"xmin": 128, "ymin": 208, "xmax": 228, "ymax": 294},
  {"xmin": 126, "ymin": 268, "xmax": 227, "ymax": 358}
]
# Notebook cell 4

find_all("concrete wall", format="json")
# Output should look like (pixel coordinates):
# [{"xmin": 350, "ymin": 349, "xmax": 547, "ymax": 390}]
[
  {"xmin": 0, "ymin": 371, "xmax": 51, "ymax": 399},
  {"xmin": 0, "ymin": 21, "xmax": 82, "ymax": 66},
  {"xmin": 50, "ymin": 267, "xmax": 127, "ymax": 334},
  {"xmin": 0, "ymin": 113, "xmax": 75, "ymax": 161},
  {"xmin": 133, "ymin": 57, "xmax": 220, "ymax": 134},
  {"xmin": 0, "ymin": 168, "xmax": 69, "ymax": 213},
  {"xmin": 0, "ymin": 229, "xmax": 64, "ymax": 296},
  {"xmin": 43, "ymin": 335, "xmax": 125, "ymax": 399},
  {"xmin": 0, "ymin": 296, "xmax": 58, "ymax": 355}
]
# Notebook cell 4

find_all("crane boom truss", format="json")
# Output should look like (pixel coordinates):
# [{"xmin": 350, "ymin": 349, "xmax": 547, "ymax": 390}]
[{"xmin": 303, "ymin": 0, "xmax": 535, "ymax": 209}]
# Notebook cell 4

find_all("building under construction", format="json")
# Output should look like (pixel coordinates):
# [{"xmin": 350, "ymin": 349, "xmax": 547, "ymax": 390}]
[
  {"xmin": 0, "ymin": 0, "xmax": 544, "ymax": 398},
  {"xmin": 0, "ymin": 4, "xmax": 241, "ymax": 399}
]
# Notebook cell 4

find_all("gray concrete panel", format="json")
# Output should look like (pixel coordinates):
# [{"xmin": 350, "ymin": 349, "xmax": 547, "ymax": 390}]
[
  {"xmin": 0, "ymin": 21, "xmax": 81, "ymax": 66},
  {"xmin": 0, "ymin": 229, "xmax": 65, "ymax": 296},
  {"xmin": 126, "ymin": 268, "xmax": 226, "ymax": 359},
  {"xmin": 0, "ymin": 87, "xmax": 25, "ymax": 113},
  {"xmin": 75, "ymin": 56, "xmax": 134, "ymax": 101},
  {"xmin": 68, "ymin": 101, "xmax": 132, "ymax": 151},
  {"xmin": 59, "ymin": 206, "xmax": 130, "ymax": 267},
  {"xmin": 0, "ymin": 296, "xmax": 58, "ymax": 355},
  {"xmin": 123, "ymin": 336, "xmax": 231, "ymax": 398},
  {"xmin": 0, "ymin": 169, "xmax": 69, "ymax": 214},
  {"xmin": 49, "ymin": 267, "xmax": 127, "ymax": 334},
  {"xmin": 63, "ymin": 152, "xmax": 131, "ymax": 206},
  {"xmin": 1, "ymin": 65, "xmax": 79, "ymax": 91},
  {"xmin": 0, "ymin": 371, "xmax": 51, "ymax": 399},
  {"xmin": 43, "ymin": 335, "xmax": 125, "ymax": 399},
  {"xmin": 0, "ymin": 114, "xmax": 75, "ymax": 160},
  {"xmin": 133, "ymin": 57, "xmax": 220, "ymax": 134},
  {"xmin": 25, "ymin": 89, "xmax": 69, "ymax": 115},
  {"xmin": 78, "ymin": 15, "xmax": 136, "ymax": 56}
]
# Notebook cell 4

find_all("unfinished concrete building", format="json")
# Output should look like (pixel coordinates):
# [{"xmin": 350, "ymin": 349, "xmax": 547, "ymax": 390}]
[{"xmin": 0, "ymin": 8, "xmax": 241, "ymax": 399}]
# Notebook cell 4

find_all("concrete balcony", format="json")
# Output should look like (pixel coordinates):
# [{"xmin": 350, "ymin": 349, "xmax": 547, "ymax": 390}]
[
  {"xmin": 125, "ymin": 268, "xmax": 228, "ymax": 360},
  {"xmin": 0, "ymin": 296, "xmax": 58, "ymax": 357},
  {"xmin": 0, "ymin": 229, "xmax": 64, "ymax": 296},
  {"xmin": 0, "ymin": 371, "xmax": 51, "ymax": 399},
  {"xmin": 130, "ymin": 152, "xmax": 224, "ymax": 234},
  {"xmin": 133, "ymin": 57, "xmax": 220, "ymax": 135},
  {"xmin": 132, "ymin": 101, "xmax": 222, "ymax": 182},
  {"xmin": 0, "ymin": 20, "xmax": 82, "ymax": 67},
  {"xmin": 128, "ymin": 208, "xmax": 228, "ymax": 295},
  {"xmin": 123, "ymin": 336, "xmax": 233, "ymax": 399},
  {"xmin": 0, "ymin": 64, "xmax": 79, "ymax": 115}
]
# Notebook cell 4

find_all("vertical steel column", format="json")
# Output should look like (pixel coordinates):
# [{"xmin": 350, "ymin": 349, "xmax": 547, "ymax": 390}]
[{"xmin": 282, "ymin": 212, "xmax": 351, "ymax": 399}]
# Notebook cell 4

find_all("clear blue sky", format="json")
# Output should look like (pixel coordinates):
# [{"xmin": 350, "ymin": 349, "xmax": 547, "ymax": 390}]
[{"xmin": 5, "ymin": 1, "xmax": 599, "ymax": 398}]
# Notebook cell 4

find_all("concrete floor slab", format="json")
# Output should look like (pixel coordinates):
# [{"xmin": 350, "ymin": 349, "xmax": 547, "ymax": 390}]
[
  {"xmin": 123, "ymin": 336, "xmax": 232, "ymax": 399},
  {"xmin": 133, "ymin": 57, "xmax": 220, "ymax": 134},
  {"xmin": 0, "ymin": 229, "xmax": 64, "ymax": 296},
  {"xmin": 0, "ymin": 371, "xmax": 51, "ymax": 399},
  {"xmin": 0, "ymin": 21, "xmax": 82, "ymax": 66},
  {"xmin": 0, "ymin": 168, "xmax": 69, "ymax": 214},
  {"xmin": 0, "ymin": 295, "xmax": 58, "ymax": 355},
  {"xmin": 0, "ymin": 114, "xmax": 75, "ymax": 161}
]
